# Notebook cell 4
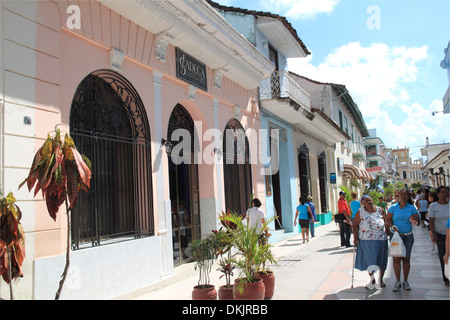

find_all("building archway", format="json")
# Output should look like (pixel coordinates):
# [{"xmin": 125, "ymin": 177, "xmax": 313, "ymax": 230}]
[
  {"xmin": 69, "ymin": 69, "xmax": 154, "ymax": 249},
  {"xmin": 167, "ymin": 104, "xmax": 200, "ymax": 265}
]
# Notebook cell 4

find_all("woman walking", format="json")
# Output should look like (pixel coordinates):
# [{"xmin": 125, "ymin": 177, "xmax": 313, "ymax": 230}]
[
  {"xmin": 386, "ymin": 189, "xmax": 420, "ymax": 292},
  {"xmin": 415, "ymin": 193, "xmax": 429, "ymax": 227},
  {"xmin": 294, "ymin": 197, "xmax": 313, "ymax": 243},
  {"xmin": 352, "ymin": 195, "xmax": 389, "ymax": 288},
  {"xmin": 428, "ymin": 186, "xmax": 450, "ymax": 287}
]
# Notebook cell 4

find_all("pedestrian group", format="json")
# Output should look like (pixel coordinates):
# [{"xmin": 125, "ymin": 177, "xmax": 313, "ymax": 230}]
[
  {"xmin": 342, "ymin": 186, "xmax": 449, "ymax": 291},
  {"xmin": 246, "ymin": 185, "xmax": 449, "ymax": 294}
]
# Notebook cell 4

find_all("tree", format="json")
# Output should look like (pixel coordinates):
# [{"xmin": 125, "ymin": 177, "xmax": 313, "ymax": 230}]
[{"xmin": 19, "ymin": 126, "xmax": 91, "ymax": 299}]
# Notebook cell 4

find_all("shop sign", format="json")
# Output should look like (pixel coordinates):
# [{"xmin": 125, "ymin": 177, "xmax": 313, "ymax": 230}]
[
  {"xmin": 176, "ymin": 48, "xmax": 207, "ymax": 91},
  {"xmin": 330, "ymin": 172, "xmax": 336, "ymax": 184}
]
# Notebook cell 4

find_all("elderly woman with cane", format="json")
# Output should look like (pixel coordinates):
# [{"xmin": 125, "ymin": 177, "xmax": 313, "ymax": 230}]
[{"xmin": 352, "ymin": 195, "xmax": 389, "ymax": 289}]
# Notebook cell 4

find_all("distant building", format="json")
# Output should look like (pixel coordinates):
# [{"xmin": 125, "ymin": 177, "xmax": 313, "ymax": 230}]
[
  {"xmin": 391, "ymin": 147, "xmax": 425, "ymax": 188},
  {"xmin": 421, "ymin": 137, "xmax": 450, "ymax": 187}
]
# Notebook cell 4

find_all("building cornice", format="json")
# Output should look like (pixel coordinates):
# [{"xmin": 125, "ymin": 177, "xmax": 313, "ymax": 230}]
[{"xmin": 98, "ymin": 0, "xmax": 274, "ymax": 89}]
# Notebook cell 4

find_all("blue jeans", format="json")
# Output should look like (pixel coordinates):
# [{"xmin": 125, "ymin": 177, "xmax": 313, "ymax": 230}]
[{"xmin": 309, "ymin": 219, "xmax": 315, "ymax": 237}]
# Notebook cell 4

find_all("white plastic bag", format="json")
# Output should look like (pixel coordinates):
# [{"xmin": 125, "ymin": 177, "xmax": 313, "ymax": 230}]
[
  {"xmin": 389, "ymin": 231, "xmax": 406, "ymax": 257},
  {"xmin": 445, "ymin": 262, "xmax": 450, "ymax": 280}
]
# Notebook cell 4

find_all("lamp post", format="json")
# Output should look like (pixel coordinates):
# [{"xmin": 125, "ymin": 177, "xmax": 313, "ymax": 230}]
[{"xmin": 161, "ymin": 139, "xmax": 173, "ymax": 156}]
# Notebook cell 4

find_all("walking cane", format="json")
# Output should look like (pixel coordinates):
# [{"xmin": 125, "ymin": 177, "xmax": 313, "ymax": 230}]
[{"xmin": 351, "ymin": 244, "xmax": 356, "ymax": 288}]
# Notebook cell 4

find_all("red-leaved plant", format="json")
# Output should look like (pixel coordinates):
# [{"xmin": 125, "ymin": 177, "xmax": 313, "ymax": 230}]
[
  {"xmin": 19, "ymin": 126, "xmax": 91, "ymax": 299},
  {"xmin": 0, "ymin": 192, "xmax": 25, "ymax": 300}
]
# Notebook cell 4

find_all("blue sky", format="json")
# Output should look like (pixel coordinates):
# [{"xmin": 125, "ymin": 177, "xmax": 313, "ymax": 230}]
[{"xmin": 220, "ymin": 0, "xmax": 450, "ymax": 160}]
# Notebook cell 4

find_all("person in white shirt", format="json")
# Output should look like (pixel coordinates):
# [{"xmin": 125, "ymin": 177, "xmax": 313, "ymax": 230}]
[
  {"xmin": 246, "ymin": 198, "xmax": 266, "ymax": 234},
  {"xmin": 428, "ymin": 186, "xmax": 450, "ymax": 287}
]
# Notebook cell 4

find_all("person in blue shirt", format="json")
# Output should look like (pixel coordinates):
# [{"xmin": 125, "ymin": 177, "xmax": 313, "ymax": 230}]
[
  {"xmin": 386, "ymin": 189, "xmax": 420, "ymax": 292},
  {"xmin": 306, "ymin": 196, "xmax": 317, "ymax": 238},
  {"xmin": 294, "ymin": 197, "xmax": 313, "ymax": 243},
  {"xmin": 350, "ymin": 192, "xmax": 361, "ymax": 220}
]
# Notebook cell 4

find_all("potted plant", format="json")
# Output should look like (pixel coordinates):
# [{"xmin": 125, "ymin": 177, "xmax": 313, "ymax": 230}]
[
  {"xmin": 256, "ymin": 227, "xmax": 278, "ymax": 299},
  {"xmin": 19, "ymin": 126, "xmax": 91, "ymax": 299},
  {"xmin": 220, "ymin": 212, "xmax": 276, "ymax": 300},
  {"xmin": 191, "ymin": 233, "xmax": 220, "ymax": 300},
  {"xmin": 213, "ymin": 211, "xmax": 237, "ymax": 300},
  {"xmin": 0, "ymin": 192, "xmax": 26, "ymax": 300}
]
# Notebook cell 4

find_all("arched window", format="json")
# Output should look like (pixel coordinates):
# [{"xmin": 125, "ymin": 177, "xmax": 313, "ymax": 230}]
[
  {"xmin": 69, "ymin": 70, "xmax": 154, "ymax": 249},
  {"xmin": 298, "ymin": 143, "xmax": 311, "ymax": 198},
  {"xmin": 223, "ymin": 119, "xmax": 252, "ymax": 214}
]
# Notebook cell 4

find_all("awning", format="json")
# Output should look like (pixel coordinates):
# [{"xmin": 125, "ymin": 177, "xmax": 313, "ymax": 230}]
[
  {"xmin": 361, "ymin": 169, "xmax": 374, "ymax": 181},
  {"xmin": 343, "ymin": 164, "xmax": 374, "ymax": 182},
  {"xmin": 343, "ymin": 164, "xmax": 363, "ymax": 180}
]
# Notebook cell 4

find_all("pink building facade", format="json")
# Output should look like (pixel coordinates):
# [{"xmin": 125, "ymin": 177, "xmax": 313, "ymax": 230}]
[{"xmin": 0, "ymin": 0, "xmax": 273, "ymax": 299}]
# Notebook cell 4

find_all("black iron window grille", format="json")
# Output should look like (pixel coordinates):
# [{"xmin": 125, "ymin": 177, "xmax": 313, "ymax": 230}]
[
  {"xmin": 298, "ymin": 143, "xmax": 311, "ymax": 198},
  {"xmin": 223, "ymin": 119, "xmax": 252, "ymax": 214},
  {"xmin": 318, "ymin": 151, "xmax": 329, "ymax": 212},
  {"xmin": 69, "ymin": 69, "xmax": 154, "ymax": 250}
]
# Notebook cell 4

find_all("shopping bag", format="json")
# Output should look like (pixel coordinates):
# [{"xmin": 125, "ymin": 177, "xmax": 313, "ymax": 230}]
[
  {"xmin": 445, "ymin": 262, "xmax": 450, "ymax": 280},
  {"xmin": 389, "ymin": 231, "xmax": 406, "ymax": 257}
]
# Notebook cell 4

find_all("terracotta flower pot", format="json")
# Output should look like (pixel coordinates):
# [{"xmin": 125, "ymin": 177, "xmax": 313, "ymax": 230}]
[
  {"xmin": 233, "ymin": 277, "xmax": 265, "ymax": 300},
  {"xmin": 192, "ymin": 285, "xmax": 217, "ymax": 300},
  {"xmin": 218, "ymin": 284, "xmax": 234, "ymax": 300},
  {"xmin": 257, "ymin": 271, "xmax": 275, "ymax": 299}
]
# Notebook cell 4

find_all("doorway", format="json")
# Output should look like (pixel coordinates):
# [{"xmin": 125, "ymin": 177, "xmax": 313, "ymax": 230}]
[{"xmin": 168, "ymin": 104, "xmax": 200, "ymax": 265}]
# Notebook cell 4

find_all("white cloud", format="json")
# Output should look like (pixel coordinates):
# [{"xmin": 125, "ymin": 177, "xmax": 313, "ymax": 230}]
[
  {"xmin": 287, "ymin": 42, "xmax": 450, "ymax": 156},
  {"xmin": 288, "ymin": 42, "xmax": 429, "ymax": 117},
  {"xmin": 261, "ymin": 0, "xmax": 340, "ymax": 20},
  {"xmin": 367, "ymin": 99, "xmax": 448, "ymax": 151}
]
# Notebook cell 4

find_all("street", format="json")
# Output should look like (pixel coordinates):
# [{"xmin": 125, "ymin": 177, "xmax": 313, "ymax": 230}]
[{"xmin": 118, "ymin": 221, "xmax": 449, "ymax": 301}]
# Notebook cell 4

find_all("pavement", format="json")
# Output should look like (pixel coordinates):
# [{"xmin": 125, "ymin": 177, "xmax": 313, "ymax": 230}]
[{"xmin": 116, "ymin": 221, "xmax": 449, "ymax": 300}]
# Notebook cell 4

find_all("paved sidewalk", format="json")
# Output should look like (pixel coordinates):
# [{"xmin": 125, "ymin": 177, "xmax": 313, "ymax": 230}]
[{"xmin": 118, "ymin": 222, "xmax": 449, "ymax": 300}]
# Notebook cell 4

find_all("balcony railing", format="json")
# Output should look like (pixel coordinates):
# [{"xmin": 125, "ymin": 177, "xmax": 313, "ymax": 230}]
[
  {"xmin": 259, "ymin": 70, "xmax": 310, "ymax": 109},
  {"xmin": 443, "ymin": 85, "xmax": 450, "ymax": 114},
  {"xmin": 352, "ymin": 142, "xmax": 366, "ymax": 158}
]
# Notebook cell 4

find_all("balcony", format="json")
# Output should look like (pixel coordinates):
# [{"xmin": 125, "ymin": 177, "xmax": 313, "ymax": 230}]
[
  {"xmin": 443, "ymin": 85, "xmax": 450, "ymax": 114},
  {"xmin": 366, "ymin": 145, "xmax": 385, "ymax": 161},
  {"xmin": 259, "ymin": 70, "xmax": 311, "ymax": 110},
  {"xmin": 352, "ymin": 142, "xmax": 366, "ymax": 160}
]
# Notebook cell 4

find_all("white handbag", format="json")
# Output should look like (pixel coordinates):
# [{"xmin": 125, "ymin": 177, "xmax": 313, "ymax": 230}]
[{"xmin": 389, "ymin": 231, "xmax": 406, "ymax": 257}]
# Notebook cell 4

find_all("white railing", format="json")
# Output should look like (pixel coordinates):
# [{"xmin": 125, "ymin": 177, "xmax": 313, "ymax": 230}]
[
  {"xmin": 352, "ymin": 142, "xmax": 366, "ymax": 157},
  {"xmin": 259, "ymin": 70, "xmax": 310, "ymax": 109},
  {"xmin": 443, "ymin": 85, "xmax": 450, "ymax": 114}
]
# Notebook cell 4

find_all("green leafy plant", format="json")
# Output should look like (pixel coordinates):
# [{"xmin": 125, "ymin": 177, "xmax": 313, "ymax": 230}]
[
  {"xmin": 191, "ymin": 233, "xmax": 220, "ymax": 287},
  {"xmin": 219, "ymin": 212, "xmax": 276, "ymax": 293},
  {"xmin": 0, "ymin": 192, "xmax": 25, "ymax": 300},
  {"xmin": 19, "ymin": 125, "xmax": 91, "ymax": 299}
]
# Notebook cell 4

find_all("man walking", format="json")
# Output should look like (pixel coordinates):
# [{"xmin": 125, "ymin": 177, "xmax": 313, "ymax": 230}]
[{"xmin": 338, "ymin": 191, "xmax": 352, "ymax": 247}]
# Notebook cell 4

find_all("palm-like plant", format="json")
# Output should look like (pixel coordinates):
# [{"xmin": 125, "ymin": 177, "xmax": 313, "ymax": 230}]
[{"xmin": 219, "ymin": 212, "xmax": 276, "ymax": 293}]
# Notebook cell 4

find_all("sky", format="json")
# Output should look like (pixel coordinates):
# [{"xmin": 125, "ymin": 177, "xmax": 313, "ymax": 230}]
[{"xmin": 219, "ymin": 0, "xmax": 450, "ymax": 160}]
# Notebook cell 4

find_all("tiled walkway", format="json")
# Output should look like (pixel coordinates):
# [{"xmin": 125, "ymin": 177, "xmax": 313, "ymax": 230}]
[
  {"xmin": 124, "ymin": 221, "xmax": 449, "ymax": 300},
  {"xmin": 307, "ymin": 224, "xmax": 449, "ymax": 300}
]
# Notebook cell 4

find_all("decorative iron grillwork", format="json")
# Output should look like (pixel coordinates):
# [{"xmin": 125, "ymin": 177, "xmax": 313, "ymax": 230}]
[
  {"xmin": 298, "ymin": 143, "xmax": 311, "ymax": 198},
  {"xmin": 223, "ymin": 119, "xmax": 252, "ymax": 214},
  {"xmin": 69, "ymin": 69, "xmax": 154, "ymax": 250}
]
